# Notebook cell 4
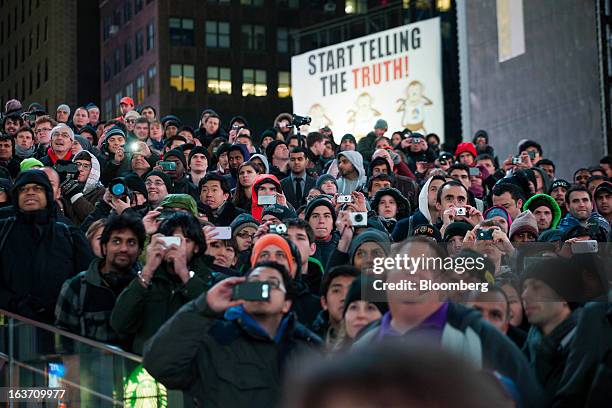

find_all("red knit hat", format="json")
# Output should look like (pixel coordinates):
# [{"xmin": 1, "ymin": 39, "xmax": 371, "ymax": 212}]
[
  {"xmin": 455, "ymin": 142, "xmax": 477, "ymax": 158},
  {"xmin": 250, "ymin": 234, "xmax": 295, "ymax": 269}
]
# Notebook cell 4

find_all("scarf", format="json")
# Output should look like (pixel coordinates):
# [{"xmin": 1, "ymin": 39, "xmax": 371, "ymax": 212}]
[{"xmin": 15, "ymin": 144, "xmax": 36, "ymax": 159}]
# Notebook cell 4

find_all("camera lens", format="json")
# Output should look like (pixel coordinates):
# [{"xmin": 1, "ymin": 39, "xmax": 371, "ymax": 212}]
[
  {"xmin": 111, "ymin": 183, "xmax": 125, "ymax": 196},
  {"xmin": 354, "ymin": 214, "xmax": 363, "ymax": 222}
]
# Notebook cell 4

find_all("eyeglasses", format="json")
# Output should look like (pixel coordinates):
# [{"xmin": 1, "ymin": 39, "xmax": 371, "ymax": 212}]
[
  {"xmin": 126, "ymin": 119, "xmax": 136, "ymax": 124},
  {"xmin": 145, "ymin": 180, "xmax": 166, "ymax": 187},
  {"xmin": 236, "ymin": 231, "xmax": 255, "ymax": 240},
  {"xmin": 247, "ymin": 277, "xmax": 286, "ymax": 293},
  {"xmin": 17, "ymin": 185, "xmax": 45, "ymax": 194},
  {"xmin": 35, "ymin": 128, "xmax": 52, "ymax": 134},
  {"xmin": 75, "ymin": 162, "xmax": 92, "ymax": 170}
]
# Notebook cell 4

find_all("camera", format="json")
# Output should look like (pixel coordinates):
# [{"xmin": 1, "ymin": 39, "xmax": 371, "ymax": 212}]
[
  {"xmin": 349, "ymin": 212, "xmax": 368, "ymax": 227},
  {"xmin": 258, "ymin": 195, "xmax": 276, "ymax": 205},
  {"xmin": 469, "ymin": 167, "xmax": 481, "ymax": 176},
  {"xmin": 455, "ymin": 207, "xmax": 467, "ymax": 216},
  {"xmin": 54, "ymin": 161, "xmax": 79, "ymax": 182},
  {"xmin": 159, "ymin": 161, "xmax": 177, "ymax": 171},
  {"xmin": 571, "ymin": 240, "xmax": 598, "ymax": 254},
  {"xmin": 292, "ymin": 114, "xmax": 311, "ymax": 127},
  {"xmin": 159, "ymin": 236, "xmax": 181, "ymax": 247},
  {"xmin": 269, "ymin": 223, "xmax": 287, "ymax": 235},
  {"xmin": 110, "ymin": 177, "xmax": 132, "ymax": 200},
  {"xmin": 337, "ymin": 195, "xmax": 353, "ymax": 203},
  {"xmin": 476, "ymin": 228, "xmax": 494, "ymax": 241},
  {"xmin": 512, "ymin": 157, "xmax": 521, "ymax": 165}
]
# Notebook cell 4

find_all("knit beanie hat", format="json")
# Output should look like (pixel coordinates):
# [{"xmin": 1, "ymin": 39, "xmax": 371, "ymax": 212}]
[
  {"xmin": 250, "ymin": 234, "xmax": 294, "ymax": 267},
  {"xmin": 348, "ymin": 229, "xmax": 391, "ymax": 264},
  {"xmin": 549, "ymin": 179, "xmax": 571, "ymax": 194},
  {"xmin": 145, "ymin": 170, "xmax": 172, "ymax": 193},
  {"xmin": 454, "ymin": 142, "xmax": 477, "ymax": 158},
  {"xmin": 262, "ymin": 204, "xmax": 297, "ymax": 221},
  {"xmin": 443, "ymin": 221, "xmax": 472, "ymax": 242},
  {"xmin": 521, "ymin": 257, "xmax": 584, "ymax": 306},
  {"xmin": 158, "ymin": 193, "xmax": 198, "ymax": 217},
  {"xmin": 316, "ymin": 174, "xmax": 338, "ymax": 190},
  {"xmin": 19, "ymin": 158, "xmax": 44, "ymax": 172},
  {"xmin": 523, "ymin": 194, "xmax": 562, "ymax": 229},
  {"xmin": 230, "ymin": 213, "xmax": 260, "ymax": 238},
  {"xmin": 188, "ymin": 146, "xmax": 210, "ymax": 165},
  {"xmin": 374, "ymin": 119, "xmax": 388, "ymax": 130},
  {"xmin": 483, "ymin": 206, "xmax": 513, "ymax": 228},
  {"xmin": 105, "ymin": 125, "xmax": 126, "ymax": 140},
  {"xmin": 266, "ymin": 140, "xmax": 286, "ymax": 161},
  {"xmin": 123, "ymin": 172, "xmax": 148, "ymax": 201},
  {"xmin": 508, "ymin": 210, "xmax": 538, "ymax": 240},
  {"xmin": 305, "ymin": 197, "xmax": 337, "ymax": 225},
  {"xmin": 343, "ymin": 276, "xmax": 389, "ymax": 316},
  {"xmin": 340, "ymin": 134, "xmax": 357, "ymax": 144},
  {"xmin": 164, "ymin": 149, "xmax": 188, "ymax": 170},
  {"xmin": 412, "ymin": 223, "xmax": 442, "ymax": 242}
]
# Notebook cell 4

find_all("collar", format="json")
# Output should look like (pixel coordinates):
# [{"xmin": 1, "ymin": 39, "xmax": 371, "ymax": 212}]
[
  {"xmin": 224, "ymin": 305, "xmax": 292, "ymax": 343},
  {"xmin": 291, "ymin": 172, "xmax": 306, "ymax": 180},
  {"xmin": 377, "ymin": 302, "xmax": 448, "ymax": 340}
]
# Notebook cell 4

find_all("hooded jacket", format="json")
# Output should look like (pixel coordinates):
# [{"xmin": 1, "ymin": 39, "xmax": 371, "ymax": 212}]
[
  {"xmin": 0, "ymin": 170, "xmax": 94, "ymax": 323},
  {"xmin": 66, "ymin": 150, "xmax": 106, "ymax": 225},
  {"xmin": 391, "ymin": 176, "xmax": 438, "ymax": 242},
  {"xmin": 523, "ymin": 193, "xmax": 562, "ymax": 230},
  {"xmin": 336, "ymin": 151, "xmax": 367, "ymax": 195},
  {"xmin": 248, "ymin": 153, "xmax": 270, "ymax": 173},
  {"xmin": 251, "ymin": 174, "xmax": 282, "ymax": 221},
  {"xmin": 326, "ymin": 229, "xmax": 391, "ymax": 271},
  {"xmin": 532, "ymin": 166, "xmax": 552, "ymax": 195}
]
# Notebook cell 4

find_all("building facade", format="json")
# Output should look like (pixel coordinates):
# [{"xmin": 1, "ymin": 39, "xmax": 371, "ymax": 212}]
[{"xmin": 0, "ymin": 0, "xmax": 100, "ymax": 114}]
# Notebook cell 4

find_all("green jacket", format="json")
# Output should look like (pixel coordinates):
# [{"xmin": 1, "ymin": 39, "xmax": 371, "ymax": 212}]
[
  {"xmin": 110, "ymin": 256, "xmax": 214, "ymax": 354},
  {"xmin": 142, "ymin": 295, "xmax": 321, "ymax": 408}
]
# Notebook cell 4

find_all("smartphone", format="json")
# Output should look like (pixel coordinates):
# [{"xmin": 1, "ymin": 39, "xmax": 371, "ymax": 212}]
[
  {"xmin": 571, "ymin": 240, "xmax": 598, "ymax": 254},
  {"xmin": 476, "ymin": 228, "xmax": 494, "ymax": 241},
  {"xmin": 159, "ymin": 236, "xmax": 181, "ymax": 247},
  {"xmin": 159, "ymin": 161, "xmax": 177, "ymax": 171},
  {"xmin": 469, "ymin": 167, "xmax": 481, "ymax": 176},
  {"xmin": 231, "ymin": 282, "xmax": 270, "ymax": 302},
  {"xmin": 258, "ymin": 195, "xmax": 276, "ymax": 205},
  {"xmin": 212, "ymin": 227, "xmax": 232, "ymax": 240}
]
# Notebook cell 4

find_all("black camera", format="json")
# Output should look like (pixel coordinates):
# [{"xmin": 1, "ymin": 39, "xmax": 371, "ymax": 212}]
[
  {"xmin": 109, "ymin": 177, "xmax": 132, "ymax": 201},
  {"xmin": 292, "ymin": 114, "xmax": 311, "ymax": 127},
  {"xmin": 54, "ymin": 161, "xmax": 79, "ymax": 182}
]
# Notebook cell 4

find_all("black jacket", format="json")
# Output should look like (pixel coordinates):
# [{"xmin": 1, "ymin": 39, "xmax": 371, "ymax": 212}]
[
  {"xmin": 171, "ymin": 176, "xmax": 199, "ymax": 201},
  {"xmin": 209, "ymin": 201, "xmax": 245, "ymax": 227},
  {"xmin": 280, "ymin": 174, "xmax": 316, "ymax": 209},
  {"xmin": 143, "ymin": 295, "xmax": 321, "ymax": 408}
]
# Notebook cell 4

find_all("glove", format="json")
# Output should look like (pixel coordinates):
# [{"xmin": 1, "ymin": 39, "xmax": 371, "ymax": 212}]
[{"xmin": 60, "ymin": 178, "xmax": 84, "ymax": 201}]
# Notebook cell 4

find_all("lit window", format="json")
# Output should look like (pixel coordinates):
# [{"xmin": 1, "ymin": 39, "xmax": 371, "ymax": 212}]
[
  {"xmin": 207, "ymin": 66, "xmax": 231, "ymax": 94},
  {"xmin": 242, "ymin": 69, "xmax": 267, "ymax": 96},
  {"xmin": 170, "ymin": 64, "xmax": 195, "ymax": 92},
  {"xmin": 136, "ymin": 74, "xmax": 145, "ymax": 104},
  {"xmin": 278, "ymin": 71, "xmax": 291, "ymax": 98}
]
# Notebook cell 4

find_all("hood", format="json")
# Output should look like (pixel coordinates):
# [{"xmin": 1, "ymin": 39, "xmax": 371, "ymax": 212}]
[
  {"xmin": 251, "ymin": 174, "xmax": 281, "ymax": 221},
  {"xmin": 75, "ymin": 150, "xmax": 102, "ymax": 195},
  {"xmin": 337, "ymin": 150, "xmax": 366, "ymax": 182},
  {"xmin": 348, "ymin": 229, "xmax": 391, "ymax": 263},
  {"xmin": 371, "ymin": 187, "xmax": 410, "ymax": 220},
  {"xmin": 417, "ymin": 176, "xmax": 435, "ymax": 223},
  {"xmin": 0, "ymin": 178, "xmax": 13, "ymax": 208},
  {"xmin": 228, "ymin": 143, "xmax": 251, "ymax": 162},
  {"xmin": 531, "ymin": 166, "xmax": 552, "ymax": 194},
  {"xmin": 523, "ymin": 193, "xmax": 562, "ymax": 229},
  {"xmin": 248, "ymin": 153, "xmax": 270, "ymax": 173}
]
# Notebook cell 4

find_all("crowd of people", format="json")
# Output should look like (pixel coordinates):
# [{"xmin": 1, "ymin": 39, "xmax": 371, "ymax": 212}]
[{"xmin": 0, "ymin": 96, "xmax": 611, "ymax": 407}]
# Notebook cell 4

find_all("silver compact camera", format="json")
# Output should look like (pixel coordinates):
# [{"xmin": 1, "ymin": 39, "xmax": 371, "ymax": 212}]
[
  {"xmin": 349, "ymin": 212, "xmax": 367, "ymax": 227},
  {"xmin": 337, "ymin": 195, "xmax": 353, "ymax": 203},
  {"xmin": 512, "ymin": 157, "xmax": 521, "ymax": 165},
  {"xmin": 269, "ymin": 223, "xmax": 287, "ymax": 234},
  {"xmin": 455, "ymin": 207, "xmax": 467, "ymax": 216}
]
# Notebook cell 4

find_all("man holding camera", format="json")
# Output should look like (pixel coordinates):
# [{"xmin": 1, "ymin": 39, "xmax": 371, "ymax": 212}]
[
  {"xmin": 159, "ymin": 149, "xmax": 199, "ymax": 199},
  {"xmin": 110, "ymin": 212, "xmax": 212, "ymax": 354},
  {"xmin": 143, "ymin": 262, "xmax": 321, "ymax": 407}
]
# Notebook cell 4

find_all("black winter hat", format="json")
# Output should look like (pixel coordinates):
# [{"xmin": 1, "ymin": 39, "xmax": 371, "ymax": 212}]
[
  {"xmin": 521, "ymin": 257, "xmax": 585, "ymax": 307},
  {"xmin": 343, "ymin": 276, "xmax": 389, "ymax": 316},
  {"xmin": 188, "ymin": 146, "xmax": 210, "ymax": 165},
  {"xmin": 340, "ymin": 134, "xmax": 357, "ymax": 144},
  {"xmin": 12, "ymin": 169, "xmax": 53, "ymax": 210},
  {"xmin": 145, "ymin": 170, "xmax": 172, "ymax": 193},
  {"xmin": 123, "ymin": 172, "xmax": 148, "ymax": 201},
  {"xmin": 305, "ymin": 197, "xmax": 337, "ymax": 225},
  {"xmin": 164, "ymin": 149, "xmax": 188, "ymax": 170},
  {"xmin": 262, "ymin": 204, "xmax": 297, "ymax": 221},
  {"xmin": 443, "ymin": 221, "xmax": 472, "ymax": 242},
  {"xmin": 549, "ymin": 179, "xmax": 571, "ymax": 194},
  {"xmin": 266, "ymin": 140, "xmax": 286, "ymax": 161}
]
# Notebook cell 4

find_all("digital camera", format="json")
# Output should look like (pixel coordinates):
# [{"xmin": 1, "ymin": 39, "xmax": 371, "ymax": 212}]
[
  {"xmin": 349, "ymin": 212, "xmax": 367, "ymax": 227},
  {"xmin": 270, "ymin": 223, "xmax": 287, "ymax": 235},
  {"xmin": 292, "ymin": 114, "xmax": 312, "ymax": 127},
  {"xmin": 455, "ymin": 207, "xmax": 467, "ymax": 216}
]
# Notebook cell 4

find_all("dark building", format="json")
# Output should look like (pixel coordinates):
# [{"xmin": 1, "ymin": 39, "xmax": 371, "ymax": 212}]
[
  {"xmin": 0, "ymin": 0, "xmax": 100, "ymax": 114},
  {"xmin": 460, "ymin": 0, "xmax": 608, "ymax": 179}
]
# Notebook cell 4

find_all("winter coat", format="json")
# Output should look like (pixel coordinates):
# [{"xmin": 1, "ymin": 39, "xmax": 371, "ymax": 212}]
[
  {"xmin": 142, "ymin": 299, "xmax": 321, "ymax": 408},
  {"xmin": 208, "ymin": 200, "xmax": 245, "ymax": 227},
  {"xmin": 250, "ymin": 174, "xmax": 282, "ymax": 222}
]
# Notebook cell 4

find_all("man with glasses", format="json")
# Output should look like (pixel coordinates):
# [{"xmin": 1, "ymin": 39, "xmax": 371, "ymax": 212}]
[
  {"xmin": 0, "ymin": 170, "xmax": 94, "ymax": 323},
  {"xmin": 144, "ymin": 171, "xmax": 172, "ymax": 208},
  {"xmin": 40, "ymin": 124, "xmax": 75, "ymax": 166},
  {"xmin": 143, "ymin": 262, "xmax": 321, "ymax": 408},
  {"xmin": 60, "ymin": 151, "xmax": 105, "ymax": 225},
  {"xmin": 124, "ymin": 111, "xmax": 141, "ymax": 138}
]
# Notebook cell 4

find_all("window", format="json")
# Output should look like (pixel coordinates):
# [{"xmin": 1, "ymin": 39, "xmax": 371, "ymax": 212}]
[
  {"xmin": 207, "ymin": 66, "xmax": 231, "ymax": 94},
  {"xmin": 240, "ymin": 0, "xmax": 263, "ymax": 5},
  {"xmin": 136, "ymin": 74, "xmax": 145, "ymax": 103},
  {"xmin": 276, "ymin": 0, "xmax": 299, "ymax": 7},
  {"xmin": 135, "ymin": 30, "xmax": 144, "ymax": 58},
  {"xmin": 114, "ymin": 92, "xmax": 122, "ymax": 116},
  {"xmin": 205, "ymin": 21, "xmax": 230, "ymax": 48},
  {"xmin": 124, "ymin": 41, "xmax": 132, "ymax": 66},
  {"xmin": 241, "ymin": 25, "xmax": 265, "ymax": 51},
  {"xmin": 104, "ymin": 99, "xmax": 112, "ymax": 121},
  {"xmin": 125, "ymin": 82, "xmax": 134, "ymax": 99},
  {"xmin": 113, "ymin": 9, "xmax": 122, "ymax": 27},
  {"xmin": 147, "ymin": 65, "xmax": 157, "ymax": 95},
  {"xmin": 146, "ymin": 22, "xmax": 155, "ymax": 50},
  {"xmin": 278, "ymin": 71, "xmax": 291, "ymax": 97},
  {"xmin": 124, "ymin": 0, "xmax": 132, "ymax": 22},
  {"xmin": 113, "ymin": 48, "xmax": 121, "ymax": 75},
  {"xmin": 103, "ymin": 60, "xmax": 111, "ymax": 82},
  {"xmin": 103, "ymin": 15, "xmax": 111, "ymax": 40},
  {"xmin": 135, "ymin": 0, "xmax": 143, "ymax": 13},
  {"xmin": 169, "ymin": 18, "xmax": 194, "ymax": 46},
  {"xmin": 242, "ymin": 69, "xmax": 266, "ymax": 96},
  {"xmin": 170, "ymin": 64, "xmax": 195, "ymax": 92},
  {"xmin": 277, "ymin": 27, "xmax": 297, "ymax": 54}
]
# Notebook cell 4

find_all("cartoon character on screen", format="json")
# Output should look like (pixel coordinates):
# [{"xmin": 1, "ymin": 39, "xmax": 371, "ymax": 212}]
[
  {"xmin": 307, "ymin": 103, "xmax": 333, "ymax": 133},
  {"xmin": 347, "ymin": 92, "xmax": 382, "ymax": 138},
  {"xmin": 397, "ymin": 80, "xmax": 432, "ymax": 134}
]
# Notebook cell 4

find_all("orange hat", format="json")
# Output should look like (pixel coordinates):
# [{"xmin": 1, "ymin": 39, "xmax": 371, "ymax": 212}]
[{"xmin": 250, "ymin": 234, "xmax": 294, "ymax": 269}]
